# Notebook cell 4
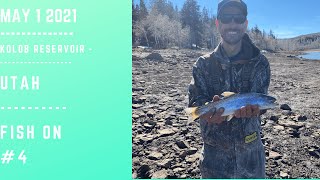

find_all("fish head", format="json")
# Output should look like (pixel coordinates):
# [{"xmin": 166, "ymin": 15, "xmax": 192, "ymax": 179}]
[
  {"xmin": 266, "ymin": 95, "xmax": 276, "ymax": 103},
  {"xmin": 260, "ymin": 94, "xmax": 278, "ymax": 109}
]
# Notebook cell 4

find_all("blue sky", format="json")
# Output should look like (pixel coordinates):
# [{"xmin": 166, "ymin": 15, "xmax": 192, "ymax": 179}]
[{"xmin": 134, "ymin": 0, "xmax": 320, "ymax": 39}]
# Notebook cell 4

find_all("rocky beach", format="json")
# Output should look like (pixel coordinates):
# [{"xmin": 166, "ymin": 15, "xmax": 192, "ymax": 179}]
[{"xmin": 132, "ymin": 48, "xmax": 320, "ymax": 178}]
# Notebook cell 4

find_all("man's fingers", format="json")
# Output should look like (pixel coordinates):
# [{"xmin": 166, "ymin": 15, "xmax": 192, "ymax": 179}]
[
  {"xmin": 205, "ymin": 107, "xmax": 224, "ymax": 124},
  {"xmin": 209, "ymin": 108, "xmax": 217, "ymax": 119},
  {"xmin": 242, "ymin": 105, "xmax": 260, "ymax": 118},
  {"xmin": 235, "ymin": 109, "xmax": 241, "ymax": 118},
  {"xmin": 246, "ymin": 105, "xmax": 252, "ymax": 118},
  {"xmin": 252, "ymin": 105, "xmax": 260, "ymax": 116},
  {"xmin": 209, "ymin": 108, "xmax": 224, "ymax": 123},
  {"xmin": 201, "ymin": 111, "xmax": 213, "ymax": 120},
  {"xmin": 212, "ymin": 95, "xmax": 220, "ymax": 102},
  {"xmin": 233, "ymin": 105, "xmax": 261, "ymax": 119},
  {"xmin": 215, "ymin": 117, "xmax": 224, "ymax": 124},
  {"xmin": 215, "ymin": 107, "xmax": 224, "ymax": 116},
  {"xmin": 240, "ymin": 106, "xmax": 246, "ymax": 117}
]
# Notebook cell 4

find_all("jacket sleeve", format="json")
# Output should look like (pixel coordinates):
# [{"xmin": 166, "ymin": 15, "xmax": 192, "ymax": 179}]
[
  {"xmin": 251, "ymin": 55, "xmax": 271, "ymax": 94},
  {"xmin": 188, "ymin": 57, "xmax": 211, "ymax": 107},
  {"xmin": 251, "ymin": 56, "xmax": 271, "ymax": 115}
]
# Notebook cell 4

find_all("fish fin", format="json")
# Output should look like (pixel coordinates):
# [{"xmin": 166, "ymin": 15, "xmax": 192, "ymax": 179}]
[
  {"xmin": 226, "ymin": 115, "xmax": 234, "ymax": 121},
  {"xmin": 221, "ymin": 91, "xmax": 236, "ymax": 98},
  {"xmin": 185, "ymin": 107, "xmax": 200, "ymax": 124}
]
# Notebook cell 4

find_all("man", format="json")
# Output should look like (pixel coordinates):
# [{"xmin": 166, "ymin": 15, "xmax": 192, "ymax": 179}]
[{"xmin": 188, "ymin": 0, "xmax": 270, "ymax": 178}]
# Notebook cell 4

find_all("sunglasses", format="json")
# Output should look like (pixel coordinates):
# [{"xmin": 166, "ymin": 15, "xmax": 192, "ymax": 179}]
[{"xmin": 218, "ymin": 14, "xmax": 246, "ymax": 24}]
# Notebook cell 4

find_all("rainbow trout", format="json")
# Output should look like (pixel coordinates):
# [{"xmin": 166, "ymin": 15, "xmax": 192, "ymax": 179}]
[{"xmin": 185, "ymin": 92, "xmax": 277, "ymax": 124}]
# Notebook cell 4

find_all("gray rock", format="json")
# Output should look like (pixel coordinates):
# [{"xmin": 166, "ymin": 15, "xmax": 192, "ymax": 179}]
[
  {"xmin": 308, "ymin": 148, "xmax": 320, "ymax": 158},
  {"xmin": 165, "ymin": 119, "xmax": 173, "ymax": 125},
  {"xmin": 148, "ymin": 152, "xmax": 163, "ymax": 160},
  {"xmin": 269, "ymin": 151, "xmax": 282, "ymax": 160},
  {"xmin": 173, "ymin": 167, "xmax": 184, "ymax": 173},
  {"xmin": 186, "ymin": 148, "xmax": 198, "ymax": 155},
  {"xmin": 158, "ymin": 128, "xmax": 177, "ymax": 137},
  {"xmin": 132, "ymin": 97, "xmax": 145, "ymax": 104},
  {"xmin": 132, "ymin": 104, "xmax": 143, "ymax": 109},
  {"xmin": 176, "ymin": 140, "xmax": 189, "ymax": 149},
  {"xmin": 132, "ymin": 114, "xmax": 140, "ymax": 119},
  {"xmin": 273, "ymin": 125, "xmax": 285, "ymax": 131},
  {"xmin": 146, "ymin": 52, "xmax": 163, "ymax": 61},
  {"xmin": 179, "ymin": 151, "xmax": 187, "ymax": 159},
  {"xmin": 157, "ymin": 159, "xmax": 173, "ymax": 168},
  {"xmin": 270, "ymin": 115, "xmax": 279, "ymax": 121},
  {"xmin": 139, "ymin": 96, "xmax": 147, "ymax": 102},
  {"xmin": 180, "ymin": 128, "xmax": 189, "ymax": 135},
  {"xmin": 143, "ymin": 123, "xmax": 154, "ymax": 130},
  {"xmin": 298, "ymin": 115, "xmax": 308, "ymax": 121},
  {"xmin": 137, "ymin": 165, "xmax": 151, "ymax": 178},
  {"xmin": 280, "ymin": 104, "xmax": 292, "ymax": 111},
  {"xmin": 149, "ymin": 96, "xmax": 158, "ymax": 104},
  {"xmin": 180, "ymin": 174, "xmax": 187, "ymax": 178},
  {"xmin": 288, "ymin": 128, "xmax": 300, "ymax": 138},
  {"xmin": 278, "ymin": 120, "xmax": 304, "ymax": 129},
  {"xmin": 132, "ymin": 55, "xmax": 140, "ymax": 61},
  {"xmin": 132, "ymin": 157, "xmax": 141, "ymax": 166},
  {"xmin": 280, "ymin": 171, "xmax": 289, "ymax": 178},
  {"xmin": 172, "ymin": 123, "xmax": 182, "ymax": 127},
  {"xmin": 159, "ymin": 96, "xmax": 173, "ymax": 103},
  {"xmin": 151, "ymin": 170, "xmax": 168, "ymax": 178},
  {"xmin": 135, "ymin": 134, "xmax": 155, "ymax": 144},
  {"xmin": 146, "ymin": 109, "xmax": 156, "ymax": 118},
  {"xmin": 179, "ymin": 116, "xmax": 189, "ymax": 121},
  {"xmin": 175, "ymin": 106, "xmax": 184, "ymax": 112},
  {"xmin": 132, "ymin": 87, "xmax": 145, "ymax": 92},
  {"xmin": 159, "ymin": 105, "xmax": 169, "ymax": 111},
  {"xmin": 164, "ymin": 113, "xmax": 176, "ymax": 121},
  {"xmin": 282, "ymin": 110, "xmax": 293, "ymax": 116},
  {"xmin": 186, "ymin": 154, "xmax": 199, "ymax": 163}
]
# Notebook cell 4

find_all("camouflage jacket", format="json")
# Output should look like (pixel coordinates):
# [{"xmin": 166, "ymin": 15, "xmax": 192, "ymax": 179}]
[{"xmin": 188, "ymin": 34, "xmax": 270, "ymax": 178}]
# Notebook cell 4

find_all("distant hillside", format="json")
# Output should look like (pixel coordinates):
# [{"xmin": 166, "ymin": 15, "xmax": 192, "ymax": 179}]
[{"xmin": 277, "ymin": 32, "xmax": 320, "ymax": 51}]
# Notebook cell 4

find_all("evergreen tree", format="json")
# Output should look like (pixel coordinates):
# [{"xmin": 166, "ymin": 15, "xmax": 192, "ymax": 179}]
[
  {"xmin": 252, "ymin": 25, "xmax": 262, "ymax": 36},
  {"xmin": 132, "ymin": 1, "xmax": 139, "ymax": 45},
  {"xmin": 151, "ymin": 0, "xmax": 166, "ymax": 15},
  {"xmin": 269, "ymin": 30, "xmax": 276, "ymax": 39},
  {"xmin": 181, "ymin": 0, "xmax": 203, "ymax": 48},
  {"xmin": 132, "ymin": 1, "xmax": 139, "ymax": 22},
  {"xmin": 151, "ymin": 0, "xmax": 176, "ymax": 19},
  {"xmin": 174, "ymin": 5, "xmax": 180, "ymax": 20},
  {"xmin": 139, "ymin": 0, "xmax": 148, "ymax": 20},
  {"xmin": 202, "ymin": 7, "xmax": 210, "ymax": 24},
  {"xmin": 166, "ymin": 1, "xmax": 176, "ymax": 19}
]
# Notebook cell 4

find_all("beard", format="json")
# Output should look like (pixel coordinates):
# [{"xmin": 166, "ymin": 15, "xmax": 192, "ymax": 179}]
[{"xmin": 220, "ymin": 29, "xmax": 245, "ymax": 45}]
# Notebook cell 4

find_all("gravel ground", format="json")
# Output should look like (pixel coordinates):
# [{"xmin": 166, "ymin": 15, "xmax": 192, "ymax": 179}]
[{"xmin": 132, "ymin": 48, "xmax": 320, "ymax": 178}]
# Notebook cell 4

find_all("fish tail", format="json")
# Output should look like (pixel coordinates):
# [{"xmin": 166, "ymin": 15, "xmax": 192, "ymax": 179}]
[{"xmin": 185, "ymin": 107, "xmax": 200, "ymax": 124}]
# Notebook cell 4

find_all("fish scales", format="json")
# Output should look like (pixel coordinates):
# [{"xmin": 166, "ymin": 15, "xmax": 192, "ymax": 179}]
[{"xmin": 185, "ymin": 92, "xmax": 277, "ymax": 123}]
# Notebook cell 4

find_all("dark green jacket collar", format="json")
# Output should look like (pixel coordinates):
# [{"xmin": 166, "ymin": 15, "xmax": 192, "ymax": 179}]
[{"xmin": 212, "ymin": 33, "xmax": 261, "ymax": 64}]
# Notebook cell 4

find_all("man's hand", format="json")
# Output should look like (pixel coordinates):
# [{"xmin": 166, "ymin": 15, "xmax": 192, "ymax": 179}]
[
  {"xmin": 200, "ymin": 95, "xmax": 225, "ymax": 124},
  {"xmin": 234, "ymin": 105, "xmax": 260, "ymax": 118}
]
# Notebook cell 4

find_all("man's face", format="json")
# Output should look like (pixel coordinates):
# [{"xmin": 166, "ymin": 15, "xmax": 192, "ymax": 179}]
[{"xmin": 216, "ymin": 6, "xmax": 248, "ymax": 45}]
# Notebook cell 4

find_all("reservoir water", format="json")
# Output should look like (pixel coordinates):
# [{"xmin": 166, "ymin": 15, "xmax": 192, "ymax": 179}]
[{"xmin": 300, "ymin": 51, "xmax": 320, "ymax": 60}]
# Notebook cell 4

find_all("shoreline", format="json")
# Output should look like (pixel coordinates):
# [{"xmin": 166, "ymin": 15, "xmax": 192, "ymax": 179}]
[
  {"xmin": 301, "ymin": 49, "xmax": 320, "ymax": 52},
  {"xmin": 277, "ymin": 49, "xmax": 320, "ymax": 60}
]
